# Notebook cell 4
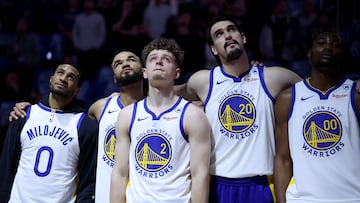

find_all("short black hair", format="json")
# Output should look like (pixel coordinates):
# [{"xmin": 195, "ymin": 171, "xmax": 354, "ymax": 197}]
[
  {"xmin": 207, "ymin": 15, "xmax": 242, "ymax": 47},
  {"xmin": 206, "ymin": 15, "xmax": 242, "ymax": 65},
  {"xmin": 61, "ymin": 63, "xmax": 83, "ymax": 87},
  {"xmin": 311, "ymin": 30, "xmax": 341, "ymax": 45},
  {"xmin": 111, "ymin": 48, "xmax": 140, "ymax": 61}
]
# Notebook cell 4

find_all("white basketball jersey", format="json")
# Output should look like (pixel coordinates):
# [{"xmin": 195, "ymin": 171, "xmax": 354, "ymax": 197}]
[
  {"xmin": 127, "ymin": 97, "xmax": 191, "ymax": 203},
  {"xmin": 95, "ymin": 96, "xmax": 124, "ymax": 203},
  {"xmin": 205, "ymin": 66, "xmax": 275, "ymax": 178},
  {"xmin": 9, "ymin": 104, "xmax": 84, "ymax": 203},
  {"xmin": 287, "ymin": 79, "xmax": 360, "ymax": 202}
]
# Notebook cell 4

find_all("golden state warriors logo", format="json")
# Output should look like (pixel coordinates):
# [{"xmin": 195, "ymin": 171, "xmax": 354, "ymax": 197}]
[
  {"xmin": 135, "ymin": 134, "xmax": 172, "ymax": 172},
  {"xmin": 104, "ymin": 128, "xmax": 116, "ymax": 162},
  {"xmin": 303, "ymin": 111, "xmax": 342, "ymax": 150},
  {"xmin": 218, "ymin": 94, "xmax": 256, "ymax": 133}
]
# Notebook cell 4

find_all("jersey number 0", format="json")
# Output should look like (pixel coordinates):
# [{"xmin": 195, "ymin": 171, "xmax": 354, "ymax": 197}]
[{"xmin": 34, "ymin": 146, "xmax": 54, "ymax": 177}]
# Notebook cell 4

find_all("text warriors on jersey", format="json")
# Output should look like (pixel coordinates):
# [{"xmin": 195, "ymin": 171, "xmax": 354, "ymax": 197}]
[
  {"xmin": 218, "ymin": 89, "xmax": 258, "ymax": 140},
  {"xmin": 103, "ymin": 124, "xmax": 116, "ymax": 168},
  {"xmin": 301, "ymin": 105, "xmax": 344, "ymax": 158},
  {"xmin": 134, "ymin": 129, "xmax": 174, "ymax": 179}
]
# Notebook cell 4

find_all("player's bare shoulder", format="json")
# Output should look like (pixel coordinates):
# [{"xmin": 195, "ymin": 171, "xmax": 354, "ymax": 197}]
[
  {"xmin": 263, "ymin": 66, "xmax": 301, "ymax": 98},
  {"xmin": 115, "ymin": 102, "xmax": 135, "ymax": 132},
  {"xmin": 88, "ymin": 93, "xmax": 120, "ymax": 121},
  {"xmin": 354, "ymin": 83, "xmax": 360, "ymax": 115},
  {"xmin": 183, "ymin": 102, "xmax": 210, "ymax": 132},
  {"xmin": 187, "ymin": 69, "xmax": 211, "ymax": 101}
]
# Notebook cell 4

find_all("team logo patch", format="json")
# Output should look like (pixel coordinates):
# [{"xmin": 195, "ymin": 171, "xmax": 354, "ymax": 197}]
[
  {"xmin": 303, "ymin": 111, "xmax": 342, "ymax": 150},
  {"xmin": 218, "ymin": 94, "xmax": 256, "ymax": 133},
  {"xmin": 104, "ymin": 127, "xmax": 116, "ymax": 162},
  {"xmin": 135, "ymin": 134, "xmax": 172, "ymax": 172}
]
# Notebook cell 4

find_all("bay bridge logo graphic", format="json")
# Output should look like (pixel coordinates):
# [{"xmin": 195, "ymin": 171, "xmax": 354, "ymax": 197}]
[
  {"xmin": 104, "ymin": 127, "xmax": 116, "ymax": 162},
  {"xmin": 218, "ymin": 94, "xmax": 255, "ymax": 132},
  {"xmin": 303, "ymin": 111, "xmax": 342, "ymax": 150},
  {"xmin": 135, "ymin": 134, "xmax": 172, "ymax": 172}
]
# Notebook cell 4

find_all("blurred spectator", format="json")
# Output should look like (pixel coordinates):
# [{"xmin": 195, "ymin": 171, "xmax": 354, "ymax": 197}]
[
  {"xmin": 349, "ymin": 20, "xmax": 360, "ymax": 66},
  {"xmin": 162, "ymin": 6, "xmax": 205, "ymax": 83},
  {"xmin": 224, "ymin": 0, "xmax": 264, "ymax": 60},
  {"xmin": 201, "ymin": 0, "xmax": 223, "ymax": 22},
  {"xmin": 7, "ymin": 17, "xmax": 40, "ymax": 70},
  {"xmin": 58, "ymin": 0, "xmax": 80, "ymax": 59},
  {"xmin": 258, "ymin": 0, "xmax": 296, "ymax": 66},
  {"xmin": 6, "ymin": 17, "xmax": 40, "ymax": 100},
  {"xmin": 97, "ymin": 0, "xmax": 118, "ymax": 61},
  {"xmin": 292, "ymin": 0, "xmax": 318, "ymax": 59},
  {"xmin": 73, "ymin": 0, "xmax": 106, "ymax": 82},
  {"xmin": 314, "ymin": 10, "xmax": 334, "ymax": 33},
  {"xmin": 33, "ymin": 0, "xmax": 63, "ymax": 64},
  {"xmin": 197, "ymin": 1, "xmax": 224, "ymax": 69},
  {"xmin": 111, "ymin": 0, "xmax": 150, "ymax": 54},
  {"xmin": 143, "ymin": 0, "xmax": 178, "ymax": 39},
  {"xmin": 345, "ymin": 19, "xmax": 360, "ymax": 80}
]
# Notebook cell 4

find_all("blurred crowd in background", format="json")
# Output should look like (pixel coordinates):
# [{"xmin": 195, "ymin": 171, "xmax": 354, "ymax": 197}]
[{"xmin": 0, "ymin": 0, "xmax": 359, "ymax": 133}]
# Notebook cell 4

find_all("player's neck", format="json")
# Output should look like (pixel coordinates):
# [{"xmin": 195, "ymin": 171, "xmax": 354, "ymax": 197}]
[
  {"xmin": 120, "ymin": 81, "xmax": 145, "ymax": 105},
  {"xmin": 222, "ymin": 55, "xmax": 250, "ymax": 77},
  {"xmin": 146, "ymin": 87, "xmax": 178, "ymax": 116},
  {"xmin": 308, "ymin": 72, "xmax": 342, "ymax": 92},
  {"xmin": 48, "ymin": 94, "xmax": 73, "ymax": 109}
]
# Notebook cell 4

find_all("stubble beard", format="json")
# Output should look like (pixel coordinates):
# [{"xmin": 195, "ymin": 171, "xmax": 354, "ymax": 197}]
[
  {"xmin": 115, "ymin": 70, "xmax": 143, "ymax": 86},
  {"xmin": 315, "ymin": 60, "xmax": 342, "ymax": 75},
  {"xmin": 49, "ymin": 84, "xmax": 71, "ymax": 98},
  {"xmin": 226, "ymin": 48, "xmax": 243, "ymax": 62}
]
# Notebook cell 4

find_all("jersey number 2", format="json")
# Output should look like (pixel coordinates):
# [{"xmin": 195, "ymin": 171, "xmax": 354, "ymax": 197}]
[{"xmin": 34, "ymin": 146, "xmax": 54, "ymax": 177}]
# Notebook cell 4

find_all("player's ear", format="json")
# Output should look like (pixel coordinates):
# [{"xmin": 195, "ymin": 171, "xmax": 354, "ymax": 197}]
[{"xmin": 175, "ymin": 68, "xmax": 181, "ymax": 79}]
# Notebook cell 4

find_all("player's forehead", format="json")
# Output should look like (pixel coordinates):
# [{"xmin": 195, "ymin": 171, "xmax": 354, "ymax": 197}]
[
  {"xmin": 114, "ymin": 51, "xmax": 139, "ymax": 61},
  {"xmin": 210, "ymin": 20, "xmax": 236, "ymax": 34},
  {"xmin": 315, "ymin": 32, "xmax": 341, "ymax": 42},
  {"xmin": 56, "ymin": 64, "xmax": 79, "ymax": 75},
  {"xmin": 148, "ymin": 49, "xmax": 174, "ymax": 58}
]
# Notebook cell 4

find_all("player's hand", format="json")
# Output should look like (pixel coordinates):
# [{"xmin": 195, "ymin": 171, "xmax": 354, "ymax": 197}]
[
  {"xmin": 356, "ymin": 80, "xmax": 360, "ymax": 94},
  {"xmin": 9, "ymin": 102, "xmax": 31, "ymax": 122},
  {"xmin": 250, "ymin": 60, "xmax": 264, "ymax": 67}
]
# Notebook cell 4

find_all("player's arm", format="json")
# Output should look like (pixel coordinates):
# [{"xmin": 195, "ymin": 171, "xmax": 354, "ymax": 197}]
[
  {"xmin": 8, "ymin": 101, "xmax": 32, "ymax": 121},
  {"xmin": 356, "ymin": 79, "xmax": 360, "ymax": 94},
  {"xmin": 274, "ymin": 87, "xmax": 293, "ymax": 203},
  {"xmin": 76, "ymin": 115, "xmax": 99, "ymax": 203},
  {"xmin": 88, "ymin": 97, "xmax": 109, "ymax": 121},
  {"xmin": 0, "ymin": 118, "xmax": 25, "ymax": 202},
  {"xmin": 110, "ymin": 105, "xmax": 133, "ymax": 203},
  {"xmin": 184, "ymin": 103, "xmax": 211, "ymax": 203},
  {"xmin": 264, "ymin": 67, "xmax": 302, "ymax": 98},
  {"xmin": 354, "ymin": 82, "xmax": 360, "ymax": 118},
  {"xmin": 174, "ymin": 69, "xmax": 210, "ymax": 102}
]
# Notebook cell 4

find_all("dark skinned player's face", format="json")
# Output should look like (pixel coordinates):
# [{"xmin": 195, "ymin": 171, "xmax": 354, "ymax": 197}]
[{"xmin": 309, "ymin": 32, "xmax": 344, "ymax": 74}]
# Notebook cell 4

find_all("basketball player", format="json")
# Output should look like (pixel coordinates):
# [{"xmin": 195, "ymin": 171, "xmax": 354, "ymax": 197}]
[
  {"xmin": 0, "ymin": 64, "xmax": 98, "ymax": 202},
  {"xmin": 110, "ymin": 38, "xmax": 211, "ymax": 203},
  {"xmin": 175, "ymin": 15, "xmax": 301, "ymax": 203},
  {"xmin": 89, "ymin": 50, "xmax": 144, "ymax": 203},
  {"xmin": 7, "ymin": 50, "xmax": 145, "ymax": 203},
  {"xmin": 274, "ymin": 31, "xmax": 360, "ymax": 202}
]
